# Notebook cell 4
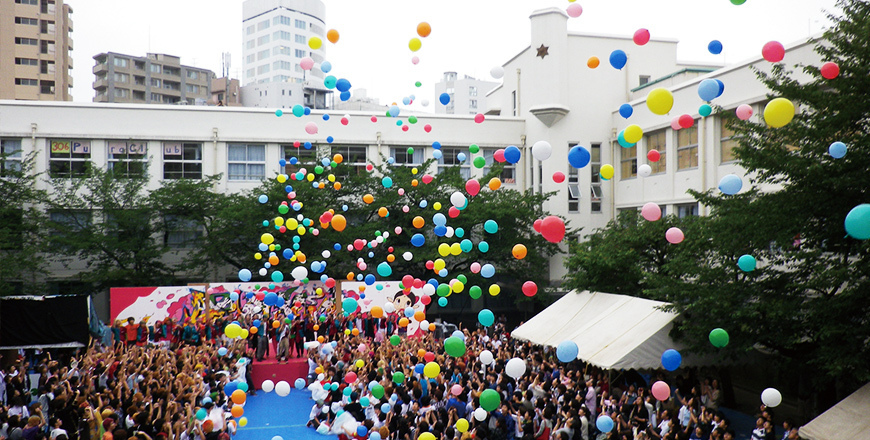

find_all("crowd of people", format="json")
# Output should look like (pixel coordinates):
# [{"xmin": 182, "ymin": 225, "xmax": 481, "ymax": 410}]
[{"xmin": 0, "ymin": 302, "xmax": 799, "ymax": 440}]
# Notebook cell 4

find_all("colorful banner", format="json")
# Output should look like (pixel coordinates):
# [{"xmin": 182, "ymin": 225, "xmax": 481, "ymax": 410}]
[
  {"xmin": 341, "ymin": 281, "xmax": 432, "ymax": 336},
  {"xmin": 110, "ymin": 286, "xmax": 204, "ymax": 324}
]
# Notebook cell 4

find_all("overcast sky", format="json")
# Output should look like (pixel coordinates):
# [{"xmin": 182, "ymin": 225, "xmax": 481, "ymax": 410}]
[{"xmin": 67, "ymin": 0, "xmax": 838, "ymax": 110}]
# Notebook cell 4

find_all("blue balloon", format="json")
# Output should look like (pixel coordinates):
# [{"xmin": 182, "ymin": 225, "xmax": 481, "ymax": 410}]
[
  {"xmin": 434, "ymin": 225, "xmax": 447, "ymax": 237},
  {"xmin": 229, "ymin": 292, "xmax": 239, "ymax": 301},
  {"xmin": 414, "ymin": 363, "xmax": 424, "ymax": 374},
  {"xmin": 718, "ymin": 174, "xmax": 743, "ymax": 195},
  {"xmin": 304, "ymin": 107, "xmax": 311, "ymax": 116},
  {"xmin": 439, "ymin": 93, "xmax": 451, "ymax": 105},
  {"xmin": 618, "ymin": 104, "xmax": 633, "ymax": 119},
  {"xmin": 357, "ymin": 426, "xmax": 368, "ymax": 437},
  {"xmin": 451, "ymin": 330, "xmax": 465, "ymax": 340},
  {"xmin": 238, "ymin": 269, "xmax": 252, "ymax": 282},
  {"xmin": 432, "ymin": 150, "xmax": 443, "ymax": 160},
  {"xmin": 829, "ymin": 141, "xmax": 847, "ymax": 159},
  {"xmin": 596, "ymin": 416, "xmax": 614, "ymax": 433},
  {"xmin": 661, "ymin": 349, "xmax": 682, "ymax": 371},
  {"xmin": 432, "ymin": 142, "xmax": 442, "ymax": 150},
  {"xmin": 404, "ymin": 307, "xmax": 415, "ymax": 318},
  {"xmin": 568, "ymin": 146, "xmax": 591, "ymax": 169},
  {"xmin": 389, "ymin": 105, "xmax": 400, "ymax": 117},
  {"xmin": 370, "ymin": 432, "xmax": 382, "ymax": 440},
  {"xmin": 259, "ymin": 243, "xmax": 269, "ymax": 252},
  {"xmin": 320, "ymin": 61, "xmax": 332, "ymax": 73},
  {"xmin": 438, "ymin": 297, "xmax": 448, "ymax": 307},
  {"xmin": 202, "ymin": 397, "xmax": 212, "ymax": 405},
  {"xmin": 364, "ymin": 274, "xmax": 376, "ymax": 285},
  {"xmin": 340, "ymin": 91, "xmax": 351, "ymax": 101},
  {"xmin": 457, "ymin": 152, "xmax": 467, "ymax": 162},
  {"xmin": 480, "ymin": 264, "xmax": 495, "ymax": 278},
  {"xmin": 381, "ymin": 403, "xmax": 391, "ymax": 413},
  {"xmin": 224, "ymin": 382, "xmax": 238, "ymax": 395},
  {"xmin": 708, "ymin": 40, "xmax": 723, "ymax": 55},
  {"xmin": 258, "ymin": 194, "xmax": 269, "ymax": 204},
  {"xmin": 336, "ymin": 78, "xmax": 352, "ymax": 92},
  {"xmin": 264, "ymin": 292, "xmax": 277, "ymax": 306},
  {"xmin": 218, "ymin": 347, "xmax": 228, "ymax": 356},
  {"xmin": 402, "ymin": 97, "xmax": 411, "ymax": 105},
  {"xmin": 609, "ymin": 50, "xmax": 627, "ymax": 70},
  {"xmin": 433, "ymin": 213, "xmax": 447, "ymax": 226},
  {"xmin": 715, "ymin": 79, "xmax": 725, "ymax": 98},
  {"xmin": 504, "ymin": 145, "xmax": 522, "ymax": 164},
  {"xmin": 411, "ymin": 233, "xmax": 426, "ymax": 247},
  {"xmin": 698, "ymin": 79, "xmax": 720, "ymax": 102},
  {"xmin": 295, "ymin": 378, "xmax": 306, "ymax": 389},
  {"xmin": 556, "ymin": 340, "xmax": 579, "ymax": 363}
]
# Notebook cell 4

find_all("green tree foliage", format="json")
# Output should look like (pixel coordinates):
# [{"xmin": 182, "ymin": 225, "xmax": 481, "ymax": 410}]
[{"xmin": 0, "ymin": 149, "xmax": 47, "ymax": 295}]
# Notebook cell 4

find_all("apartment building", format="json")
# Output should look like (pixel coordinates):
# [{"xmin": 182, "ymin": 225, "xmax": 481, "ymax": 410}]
[{"xmin": 92, "ymin": 52, "xmax": 214, "ymax": 105}]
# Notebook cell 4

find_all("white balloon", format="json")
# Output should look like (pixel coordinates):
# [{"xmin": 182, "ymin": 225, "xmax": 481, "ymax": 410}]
[
  {"xmin": 474, "ymin": 407, "xmax": 488, "ymax": 421},
  {"xmin": 254, "ymin": 306, "xmax": 262, "ymax": 314},
  {"xmin": 261, "ymin": 380, "xmax": 275, "ymax": 393},
  {"xmin": 421, "ymin": 320, "xmax": 430, "ymax": 330},
  {"xmin": 531, "ymin": 141, "xmax": 553, "ymax": 161},
  {"xmin": 490, "ymin": 66, "xmax": 505, "ymax": 79},
  {"xmin": 258, "ymin": 268, "xmax": 268, "ymax": 276},
  {"xmin": 384, "ymin": 303, "xmax": 396, "ymax": 314},
  {"xmin": 421, "ymin": 99, "xmax": 430, "ymax": 107},
  {"xmin": 321, "ymin": 405, "xmax": 330, "ymax": 414},
  {"xmin": 322, "ymin": 250, "xmax": 331, "ymax": 258},
  {"xmin": 505, "ymin": 358, "xmax": 526, "ymax": 379},
  {"xmin": 761, "ymin": 388, "xmax": 782, "ymax": 407},
  {"xmin": 638, "ymin": 164, "xmax": 652, "ymax": 177},
  {"xmin": 479, "ymin": 350, "xmax": 494, "ymax": 365},
  {"xmin": 403, "ymin": 252, "xmax": 413, "ymax": 261},
  {"xmin": 450, "ymin": 191, "xmax": 467, "ymax": 208},
  {"xmin": 422, "ymin": 283, "xmax": 436, "ymax": 296},
  {"xmin": 445, "ymin": 227, "xmax": 455, "ymax": 238},
  {"xmin": 275, "ymin": 380, "xmax": 291, "ymax": 397},
  {"xmin": 291, "ymin": 266, "xmax": 309, "ymax": 280}
]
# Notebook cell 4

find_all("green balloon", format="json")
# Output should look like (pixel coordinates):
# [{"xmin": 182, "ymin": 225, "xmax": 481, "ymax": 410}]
[
  {"xmin": 390, "ymin": 335, "xmax": 401, "ymax": 346},
  {"xmin": 473, "ymin": 157, "xmax": 486, "ymax": 169},
  {"xmin": 278, "ymin": 204, "xmax": 289, "ymax": 214},
  {"xmin": 408, "ymin": 116, "xmax": 418, "ymax": 124},
  {"xmin": 444, "ymin": 336, "xmax": 466, "ymax": 357},
  {"xmin": 469, "ymin": 286, "xmax": 482, "ymax": 299},
  {"xmin": 436, "ymin": 284, "xmax": 451, "ymax": 297},
  {"xmin": 709, "ymin": 328, "xmax": 730, "ymax": 348},
  {"xmin": 469, "ymin": 144, "xmax": 480, "ymax": 154},
  {"xmin": 480, "ymin": 389, "xmax": 501, "ymax": 412},
  {"xmin": 314, "ymin": 165, "xmax": 324, "ymax": 174},
  {"xmin": 415, "ymin": 81, "xmax": 422, "ymax": 87},
  {"xmin": 371, "ymin": 384, "xmax": 385, "ymax": 399},
  {"xmin": 457, "ymin": 274, "xmax": 468, "ymax": 284},
  {"xmin": 392, "ymin": 372, "xmax": 405, "ymax": 384},
  {"xmin": 407, "ymin": 147, "xmax": 415, "ymax": 156}
]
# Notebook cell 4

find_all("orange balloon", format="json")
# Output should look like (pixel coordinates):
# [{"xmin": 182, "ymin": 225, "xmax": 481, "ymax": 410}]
[
  {"xmin": 429, "ymin": 323, "xmax": 436, "ymax": 331},
  {"xmin": 333, "ymin": 154, "xmax": 343, "ymax": 164},
  {"xmin": 417, "ymin": 22, "xmax": 432, "ymax": 38},
  {"xmin": 250, "ymin": 326, "xmax": 258, "ymax": 334},
  {"xmin": 378, "ymin": 207, "xmax": 388, "ymax": 217},
  {"xmin": 512, "ymin": 244, "xmax": 528, "ymax": 259},
  {"xmin": 327, "ymin": 29, "xmax": 340, "ymax": 44},
  {"xmin": 272, "ymin": 320, "xmax": 280, "ymax": 328},
  {"xmin": 347, "ymin": 272, "xmax": 355, "ymax": 281},
  {"xmin": 317, "ymin": 336, "xmax": 325, "ymax": 343},
  {"xmin": 333, "ymin": 182, "xmax": 342, "ymax": 190},
  {"xmin": 387, "ymin": 254, "xmax": 396, "ymax": 262},
  {"xmin": 398, "ymin": 317, "xmax": 409, "ymax": 328},
  {"xmin": 297, "ymin": 254, "xmax": 307, "ymax": 263},
  {"xmin": 231, "ymin": 405, "xmax": 244, "ymax": 418},
  {"xmin": 489, "ymin": 178, "xmax": 502, "ymax": 191},
  {"xmin": 313, "ymin": 324, "xmax": 320, "ymax": 331},
  {"xmin": 315, "ymin": 366, "xmax": 323, "ymax": 374},
  {"xmin": 268, "ymin": 255, "xmax": 279, "ymax": 265},
  {"xmin": 412, "ymin": 179, "xmax": 419, "ymax": 187},
  {"xmin": 318, "ymin": 182, "xmax": 325, "ymax": 189},
  {"xmin": 363, "ymin": 194, "xmax": 374, "ymax": 204},
  {"xmin": 412, "ymin": 216, "xmax": 425, "ymax": 228},
  {"xmin": 417, "ymin": 349, "xmax": 426, "ymax": 358},
  {"xmin": 587, "ymin": 57, "xmax": 600, "ymax": 69},
  {"xmin": 351, "ymin": 328, "xmax": 360, "ymax": 336},
  {"xmin": 331, "ymin": 214, "xmax": 347, "ymax": 232},
  {"xmin": 371, "ymin": 306, "xmax": 384, "ymax": 318},
  {"xmin": 231, "ymin": 389, "xmax": 247, "ymax": 405},
  {"xmin": 414, "ymin": 311, "xmax": 425, "ymax": 322},
  {"xmin": 320, "ymin": 222, "xmax": 329, "ymax": 229}
]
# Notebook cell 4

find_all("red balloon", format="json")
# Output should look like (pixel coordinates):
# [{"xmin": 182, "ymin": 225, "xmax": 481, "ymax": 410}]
[
  {"xmin": 633, "ymin": 28, "xmax": 650, "ymax": 46},
  {"xmin": 321, "ymin": 211, "xmax": 334, "ymax": 223},
  {"xmin": 370, "ymin": 116, "xmax": 378, "ymax": 123},
  {"xmin": 341, "ymin": 117, "xmax": 350, "ymax": 126},
  {"xmin": 552, "ymin": 172, "xmax": 565, "ymax": 183},
  {"xmin": 424, "ymin": 124, "xmax": 432, "ymax": 132},
  {"xmin": 345, "ymin": 372, "xmax": 357, "ymax": 384},
  {"xmin": 422, "ymin": 174, "xmax": 434, "ymax": 184},
  {"xmin": 678, "ymin": 114, "xmax": 694, "ymax": 129},
  {"xmin": 540, "ymin": 216, "xmax": 566, "ymax": 243},
  {"xmin": 761, "ymin": 41, "xmax": 785, "ymax": 63},
  {"xmin": 255, "ymin": 292, "xmax": 265, "ymax": 301},
  {"xmin": 293, "ymin": 141, "xmax": 301, "ymax": 148},
  {"xmin": 474, "ymin": 113, "xmax": 485, "ymax": 123},
  {"xmin": 420, "ymin": 295, "xmax": 431, "ymax": 305},
  {"xmin": 425, "ymin": 260, "xmax": 434, "ymax": 270},
  {"xmin": 402, "ymin": 275, "xmax": 414, "ymax": 287},
  {"xmin": 647, "ymin": 150, "xmax": 661, "ymax": 162},
  {"xmin": 493, "ymin": 149, "xmax": 506, "ymax": 163},
  {"xmin": 278, "ymin": 226, "xmax": 287, "ymax": 233},
  {"xmin": 448, "ymin": 206, "xmax": 460, "ymax": 218},
  {"xmin": 402, "ymin": 125, "xmax": 409, "ymax": 132},
  {"xmin": 354, "ymin": 239, "xmax": 365, "ymax": 250},
  {"xmin": 325, "ymin": 278, "xmax": 336, "ymax": 288},
  {"xmin": 820, "ymin": 62, "xmax": 839, "ymax": 80},
  {"xmin": 522, "ymin": 281, "xmax": 538, "ymax": 297},
  {"xmin": 465, "ymin": 179, "xmax": 481, "ymax": 196},
  {"xmin": 424, "ymin": 351, "xmax": 435, "ymax": 362},
  {"xmin": 533, "ymin": 219, "xmax": 543, "ymax": 233},
  {"xmin": 413, "ymin": 278, "xmax": 424, "ymax": 289}
]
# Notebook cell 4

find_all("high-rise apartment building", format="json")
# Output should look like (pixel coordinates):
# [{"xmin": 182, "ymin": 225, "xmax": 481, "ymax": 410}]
[
  {"xmin": 433, "ymin": 72, "xmax": 498, "ymax": 116},
  {"xmin": 92, "ymin": 52, "xmax": 214, "ymax": 105},
  {"xmin": 241, "ymin": 0, "xmax": 326, "ymax": 88},
  {"xmin": 0, "ymin": 0, "xmax": 73, "ymax": 101}
]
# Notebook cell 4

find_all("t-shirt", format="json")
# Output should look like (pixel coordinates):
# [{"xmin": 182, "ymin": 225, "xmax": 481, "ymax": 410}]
[
  {"xmin": 50, "ymin": 428, "xmax": 68, "ymax": 440},
  {"xmin": 125, "ymin": 324, "xmax": 139, "ymax": 342}
]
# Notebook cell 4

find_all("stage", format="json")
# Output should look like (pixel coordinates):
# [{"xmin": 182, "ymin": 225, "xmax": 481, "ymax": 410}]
[{"xmin": 251, "ymin": 345, "xmax": 309, "ymax": 389}]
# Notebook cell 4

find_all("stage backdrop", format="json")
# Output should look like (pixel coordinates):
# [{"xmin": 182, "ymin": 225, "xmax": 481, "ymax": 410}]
[
  {"xmin": 0, "ymin": 295, "xmax": 89, "ymax": 349},
  {"xmin": 341, "ymin": 281, "xmax": 432, "ymax": 336}
]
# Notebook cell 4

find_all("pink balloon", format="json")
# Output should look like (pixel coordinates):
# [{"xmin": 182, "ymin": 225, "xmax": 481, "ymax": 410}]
[
  {"xmin": 398, "ymin": 188, "xmax": 405, "ymax": 195},
  {"xmin": 421, "ymin": 174, "xmax": 434, "ymax": 184},
  {"xmin": 651, "ymin": 381, "xmax": 670, "ymax": 401},
  {"xmin": 633, "ymin": 29, "xmax": 650, "ymax": 46},
  {"xmin": 411, "ymin": 56, "xmax": 420, "ymax": 65},
  {"xmin": 371, "ymin": 116, "xmax": 378, "ymax": 123},
  {"xmin": 474, "ymin": 113, "xmax": 485, "ymax": 124},
  {"xmin": 451, "ymin": 384, "xmax": 463, "ymax": 396},
  {"xmin": 394, "ymin": 226, "xmax": 403, "ymax": 234},
  {"xmin": 466, "ymin": 179, "xmax": 481, "ymax": 196},
  {"xmin": 304, "ymin": 122, "xmax": 318, "ymax": 134},
  {"xmin": 566, "ymin": 3, "xmax": 583, "ymax": 18},
  {"xmin": 671, "ymin": 116, "xmax": 682, "ymax": 131},
  {"xmin": 402, "ymin": 205, "xmax": 410, "ymax": 213},
  {"xmin": 552, "ymin": 172, "xmax": 566, "ymax": 183},
  {"xmin": 736, "ymin": 104, "xmax": 753, "ymax": 121},
  {"xmin": 470, "ymin": 262, "xmax": 481, "ymax": 274},
  {"xmin": 641, "ymin": 203, "xmax": 662, "ymax": 222},
  {"xmin": 494, "ymin": 149, "xmax": 506, "ymax": 163},
  {"xmin": 540, "ymin": 216, "xmax": 566, "ymax": 243},
  {"xmin": 300, "ymin": 57, "xmax": 314, "ymax": 71},
  {"xmin": 666, "ymin": 227, "xmax": 684, "ymax": 244},
  {"xmin": 424, "ymin": 124, "xmax": 432, "ymax": 133},
  {"xmin": 358, "ymin": 343, "xmax": 367, "ymax": 353},
  {"xmin": 762, "ymin": 41, "xmax": 785, "ymax": 63}
]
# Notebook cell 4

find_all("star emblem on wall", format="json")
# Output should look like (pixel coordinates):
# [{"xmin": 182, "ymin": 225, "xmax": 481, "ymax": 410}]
[{"xmin": 536, "ymin": 44, "xmax": 550, "ymax": 59}]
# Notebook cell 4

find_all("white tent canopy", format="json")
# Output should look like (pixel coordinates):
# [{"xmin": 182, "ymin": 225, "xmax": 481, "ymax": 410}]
[
  {"xmin": 511, "ymin": 290, "xmax": 693, "ymax": 370},
  {"xmin": 799, "ymin": 382, "xmax": 870, "ymax": 440}
]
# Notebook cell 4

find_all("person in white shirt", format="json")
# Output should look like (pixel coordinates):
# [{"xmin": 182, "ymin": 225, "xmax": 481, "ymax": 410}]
[{"xmin": 48, "ymin": 418, "xmax": 67, "ymax": 440}]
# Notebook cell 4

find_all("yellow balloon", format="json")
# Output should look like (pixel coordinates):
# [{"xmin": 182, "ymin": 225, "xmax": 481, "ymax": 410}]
[
  {"xmin": 489, "ymin": 285, "xmax": 501, "ymax": 296},
  {"xmin": 409, "ymin": 38, "xmax": 422, "ymax": 52},
  {"xmin": 268, "ymin": 244, "xmax": 275, "ymax": 251},
  {"xmin": 308, "ymin": 37, "xmax": 323, "ymax": 50},
  {"xmin": 239, "ymin": 417, "xmax": 248, "ymax": 427},
  {"xmin": 306, "ymin": 173, "xmax": 315, "ymax": 182},
  {"xmin": 452, "ymin": 281, "xmax": 464, "ymax": 293},
  {"xmin": 600, "ymin": 164, "xmax": 614, "ymax": 180},
  {"xmin": 286, "ymin": 218, "xmax": 299, "ymax": 229},
  {"xmin": 297, "ymin": 226, "xmax": 306, "ymax": 235},
  {"xmin": 274, "ymin": 217, "xmax": 285, "ymax": 227},
  {"xmin": 277, "ymin": 174, "xmax": 287, "ymax": 183},
  {"xmin": 423, "ymin": 362, "xmax": 440, "ymax": 378},
  {"xmin": 624, "ymin": 125, "xmax": 644, "ymax": 144},
  {"xmin": 438, "ymin": 243, "xmax": 451, "ymax": 257},
  {"xmin": 261, "ymin": 233, "xmax": 275, "ymax": 245},
  {"xmin": 411, "ymin": 168, "xmax": 418, "ymax": 175},
  {"xmin": 450, "ymin": 243, "xmax": 462, "ymax": 256},
  {"xmin": 433, "ymin": 202, "xmax": 442, "ymax": 211},
  {"xmin": 646, "ymin": 88, "xmax": 674, "ymax": 115},
  {"xmin": 239, "ymin": 329, "xmax": 249, "ymax": 339},
  {"xmin": 328, "ymin": 174, "xmax": 336, "ymax": 182},
  {"xmin": 456, "ymin": 419, "xmax": 469, "ymax": 433},
  {"xmin": 763, "ymin": 98, "xmax": 795, "ymax": 128},
  {"xmin": 434, "ymin": 259, "xmax": 446, "ymax": 271},
  {"xmin": 254, "ymin": 253, "xmax": 262, "ymax": 260},
  {"xmin": 355, "ymin": 359, "xmax": 364, "ymax": 368}
]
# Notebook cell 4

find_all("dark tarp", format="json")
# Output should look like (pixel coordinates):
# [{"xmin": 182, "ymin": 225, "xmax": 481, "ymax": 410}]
[{"xmin": 0, "ymin": 295, "xmax": 89, "ymax": 349}]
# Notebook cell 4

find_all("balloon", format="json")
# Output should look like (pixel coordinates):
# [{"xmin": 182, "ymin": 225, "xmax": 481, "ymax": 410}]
[
  {"xmin": 439, "ymin": 93, "xmax": 450, "ymax": 105},
  {"xmin": 633, "ymin": 28, "xmax": 650, "ymax": 46},
  {"xmin": 230, "ymin": 406, "xmax": 244, "ymax": 418},
  {"xmin": 820, "ymin": 62, "xmax": 840, "ymax": 80},
  {"xmin": 295, "ymin": 378, "xmax": 306, "ymax": 389},
  {"xmin": 304, "ymin": 122, "xmax": 318, "ymax": 134},
  {"xmin": 624, "ymin": 125, "xmax": 643, "ymax": 144},
  {"xmin": 451, "ymin": 192, "xmax": 467, "ymax": 208},
  {"xmin": 466, "ymin": 179, "xmax": 481, "ymax": 196},
  {"xmin": 504, "ymin": 146, "xmax": 521, "ymax": 164},
  {"xmin": 390, "ymin": 335, "xmax": 401, "ymax": 346},
  {"xmin": 262, "ymin": 380, "xmax": 275, "ymax": 393},
  {"xmin": 647, "ymin": 88, "xmax": 674, "ymax": 115},
  {"xmin": 698, "ymin": 79, "xmax": 721, "ymax": 102},
  {"xmin": 300, "ymin": 57, "xmax": 314, "ymax": 71},
  {"xmin": 275, "ymin": 381, "xmax": 291, "ymax": 397},
  {"xmin": 522, "ymin": 281, "xmax": 537, "ymax": 297},
  {"xmin": 638, "ymin": 164, "xmax": 652, "ymax": 177},
  {"xmin": 718, "ymin": 174, "xmax": 743, "ymax": 195},
  {"xmin": 408, "ymin": 38, "xmax": 422, "ymax": 52},
  {"xmin": 651, "ymin": 381, "xmax": 670, "ymax": 401},
  {"xmin": 488, "ymin": 178, "xmax": 502, "ymax": 191},
  {"xmin": 845, "ymin": 204, "xmax": 870, "ymax": 239},
  {"xmin": 484, "ymin": 220, "xmax": 499, "ymax": 234},
  {"xmin": 218, "ymin": 347, "xmax": 228, "ymax": 356},
  {"xmin": 596, "ymin": 416, "xmax": 614, "ymax": 433},
  {"xmin": 308, "ymin": 37, "xmax": 322, "ymax": 50},
  {"xmin": 708, "ymin": 40, "xmax": 723, "ymax": 55},
  {"xmin": 540, "ymin": 216, "xmax": 566, "ymax": 243},
  {"xmin": 239, "ymin": 417, "xmax": 247, "ymax": 427},
  {"xmin": 480, "ymin": 389, "xmax": 501, "ymax": 412},
  {"xmin": 392, "ymin": 372, "xmax": 405, "ymax": 384},
  {"xmin": 451, "ymin": 384, "xmax": 463, "ymax": 396},
  {"xmin": 423, "ymin": 362, "xmax": 440, "ymax": 378},
  {"xmin": 762, "ymin": 41, "xmax": 785, "ymax": 63},
  {"xmin": 196, "ymin": 408, "xmax": 207, "ymax": 421},
  {"xmin": 661, "ymin": 349, "xmax": 682, "ymax": 371},
  {"xmin": 568, "ymin": 146, "xmax": 591, "ymax": 169},
  {"xmin": 556, "ymin": 340, "xmax": 579, "ymax": 363},
  {"xmin": 618, "ymin": 104, "xmax": 633, "ymax": 119},
  {"xmin": 600, "ymin": 164, "xmax": 614, "ymax": 180},
  {"xmin": 670, "ymin": 116, "xmax": 682, "ymax": 131},
  {"xmin": 828, "ymin": 141, "xmax": 847, "ymax": 159},
  {"xmin": 345, "ymin": 372, "xmax": 357, "ymax": 384},
  {"xmin": 473, "ymin": 408, "xmax": 487, "ymax": 421},
  {"xmin": 647, "ymin": 150, "xmax": 661, "ymax": 162},
  {"xmin": 512, "ymin": 244, "xmax": 527, "ymax": 259},
  {"xmin": 505, "ymin": 358, "xmax": 526, "ymax": 379},
  {"xmin": 587, "ymin": 57, "xmax": 600, "ymax": 69},
  {"xmin": 444, "ymin": 337, "xmax": 466, "ymax": 357},
  {"xmin": 357, "ymin": 427, "xmax": 368, "ymax": 437},
  {"xmin": 709, "ymin": 328, "xmax": 730, "ymax": 348},
  {"xmin": 553, "ymin": 172, "xmax": 566, "ymax": 183},
  {"xmin": 532, "ymin": 141, "xmax": 553, "ymax": 161},
  {"xmin": 609, "ymin": 50, "xmax": 627, "ymax": 70},
  {"xmin": 417, "ymin": 22, "xmax": 431, "ymax": 38},
  {"xmin": 761, "ymin": 388, "xmax": 782, "ymax": 407},
  {"xmin": 566, "ymin": 3, "xmax": 582, "ymax": 18},
  {"xmin": 479, "ymin": 350, "xmax": 494, "ymax": 364},
  {"xmin": 699, "ymin": 104, "xmax": 713, "ymax": 117},
  {"xmin": 491, "ymin": 66, "xmax": 504, "ymax": 79},
  {"xmin": 238, "ymin": 269, "xmax": 252, "ymax": 282},
  {"xmin": 737, "ymin": 254, "xmax": 756, "ymax": 272},
  {"xmin": 326, "ymin": 29, "xmax": 339, "ymax": 44},
  {"xmin": 641, "ymin": 203, "xmax": 661, "ymax": 221},
  {"xmin": 456, "ymin": 419, "xmax": 469, "ymax": 433},
  {"xmin": 478, "ymin": 309, "xmax": 495, "ymax": 327},
  {"xmin": 372, "ymin": 384, "xmax": 385, "ymax": 399}
]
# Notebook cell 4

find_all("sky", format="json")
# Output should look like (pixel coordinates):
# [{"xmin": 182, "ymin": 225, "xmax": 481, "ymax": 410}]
[{"xmin": 67, "ymin": 0, "xmax": 839, "ymax": 111}]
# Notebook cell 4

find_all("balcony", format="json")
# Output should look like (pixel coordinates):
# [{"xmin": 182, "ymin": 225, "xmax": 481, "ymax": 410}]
[
  {"xmin": 93, "ymin": 77, "xmax": 107, "ymax": 89},
  {"xmin": 92, "ymin": 63, "xmax": 106, "ymax": 75}
]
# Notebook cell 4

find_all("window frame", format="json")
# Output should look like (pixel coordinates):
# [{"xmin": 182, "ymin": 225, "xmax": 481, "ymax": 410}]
[
  {"xmin": 590, "ymin": 143, "xmax": 602, "ymax": 213},
  {"xmin": 164, "ymin": 214, "xmax": 203, "ymax": 249},
  {"xmin": 645, "ymin": 129, "xmax": 667, "ymax": 175},
  {"xmin": 720, "ymin": 118, "xmax": 741, "ymax": 163},
  {"xmin": 1, "ymin": 139, "xmax": 23, "ymax": 177},
  {"xmin": 331, "ymin": 145, "xmax": 368, "ymax": 175},
  {"xmin": 437, "ymin": 147, "xmax": 471, "ymax": 180},
  {"xmin": 482, "ymin": 148, "xmax": 516, "ymax": 184},
  {"xmin": 677, "ymin": 124, "xmax": 699, "ymax": 170},
  {"xmin": 390, "ymin": 147, "xmax": 424, "ymax": 166},
  {"xmin": 620, "ymin": 144, "xmax": 638, "ymax": 179},
  {"xmin": 48, "ymin": 139, "xmax": 91, "ymax": 179},
  {"xmin": 108, "ymin": 141, "xmax": 148, "ymax": 178},
  {"xmin": 162, "ymin": 142, "xmax": 202, "ymax": 180},
  {"xmin": 676, "ymin": 203, "xmax": 698, "ymax": 218},
  {"xmin": 227, "ymin": 144, "xmax": 266, "ymax": 181}
]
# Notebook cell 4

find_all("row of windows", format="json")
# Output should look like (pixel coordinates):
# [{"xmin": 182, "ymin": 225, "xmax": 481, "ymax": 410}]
[
  {"xmin": 14, "ymin": 17, "xmax": 39, "ymax": 25},
  {"xmin": 46, "ymin": 210, "xmax": 205, "ymax": 249},
  {"xmin": 619, "ymin": 203, "xmax": 699, "ymax": 219}
]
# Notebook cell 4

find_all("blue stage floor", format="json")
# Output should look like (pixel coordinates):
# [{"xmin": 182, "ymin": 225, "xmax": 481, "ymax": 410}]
[{"xmin": 234, "ymin": 389, "xmax": 337, "ymax": 440}]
